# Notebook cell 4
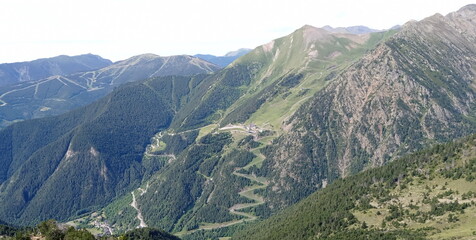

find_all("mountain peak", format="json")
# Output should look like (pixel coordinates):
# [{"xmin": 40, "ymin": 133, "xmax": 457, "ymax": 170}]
[
  {"xmin": 129, "ymin": 53, "xmax": 160, "ymax": 60},
  {"xmin": 299, "ymin": 24, "xmax": 327, "ymax": 34},
  {"xmin": 297, "ymin": 25, "xmax": 334, "ymax": 45},
  {"xmin": 110, "ymin": 54, "xmax": 220, "ymax": 74},
  {"xmin": 449, "ymin": 3, "xmax": 476, "ymax": 21},
  {"xmin": 457, "ymin": 3, "xmax": 476, "ymax": 12},
  {"xmin": 300, "ymin": 24, "xmax": 319, "ymax": 30}
]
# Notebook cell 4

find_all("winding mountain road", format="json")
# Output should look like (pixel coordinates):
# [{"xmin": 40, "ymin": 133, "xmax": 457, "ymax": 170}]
[{"xmin": 176, "ymin": 148, "xmax": 269, "ymax": 236}]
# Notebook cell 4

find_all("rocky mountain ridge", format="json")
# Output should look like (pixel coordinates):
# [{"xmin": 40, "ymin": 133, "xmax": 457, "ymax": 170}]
[{"xmin": 260, "ymin": 4, "xmax": 476, "ymax": 210}]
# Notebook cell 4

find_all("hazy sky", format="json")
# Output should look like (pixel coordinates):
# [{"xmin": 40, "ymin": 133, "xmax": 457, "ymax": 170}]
[{"xmin": 0, "ymin": 0, "xmax": 473, "ymax": 63}]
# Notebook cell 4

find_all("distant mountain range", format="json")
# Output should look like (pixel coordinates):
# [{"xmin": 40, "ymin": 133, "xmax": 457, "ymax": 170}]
[
  {"xmin": 322, "ymin": 25, "xmax": 382, "ymax": 34},
  {"xmin": 194, "ymin": 48, "xmax": 252, "ymax": 67},
  {"xmin": 0, "ymin": 54, "xmax": 112, "ymax": 87},
  {"xmin": 322, "ymin": 25, "xmax": 403, "ymax": 34},
  {"xmin": 0, "ymin": 54, "xmax": 220, "ymax": 128}
]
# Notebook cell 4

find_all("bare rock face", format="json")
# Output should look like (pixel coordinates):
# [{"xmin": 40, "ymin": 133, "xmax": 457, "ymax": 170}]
[{"xmin": 263, "ymin": 4, "xmax": 476, "ymax": 210}]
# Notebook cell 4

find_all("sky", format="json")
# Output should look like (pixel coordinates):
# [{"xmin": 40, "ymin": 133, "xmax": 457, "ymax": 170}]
[{"xmin": 0, "ymin": 0, "xmax": 474, "ymax": 63}]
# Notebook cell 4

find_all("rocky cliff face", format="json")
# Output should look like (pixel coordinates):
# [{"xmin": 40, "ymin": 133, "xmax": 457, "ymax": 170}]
[{"xmin": 262, "ymin": 4, "xmax": 476, "ymax": 209}]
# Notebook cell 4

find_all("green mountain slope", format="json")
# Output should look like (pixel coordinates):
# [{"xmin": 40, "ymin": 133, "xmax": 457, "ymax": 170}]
[
  {"xmin": 0, "ymin": 54, "xmax": 112, "ymax": 87},
  {"xmin": 219, "ymin": 25, "xmax": 395, "ymax": 129},
  {"xmin": 233, "ymin": 135, "xmax": 476, "ymax": 240},
  {"xmin": 0, "ymin": 54, "xmax": 220, "ymax": 128},
  {"xmin": 172, "ymin": 25, "xmax": 394, "ymax": 131},
  {"xmin": 0, "ymin": 74, "xmax": 207, "ymax": 225},
  {"xmin": 85, "ymin": 129, "xmax": 263, "ymax": 234}
]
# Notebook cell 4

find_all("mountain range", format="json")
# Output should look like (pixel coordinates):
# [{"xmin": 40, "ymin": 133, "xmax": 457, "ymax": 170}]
[
  {"xmin": 0, "ymin": 54, "xmax": 112, "ymax": 87},
  {"xmin": 321, "ymin": 25, "xmax": 382, "ymax": 34},
  {"xmin": 0, "ymin": 54, "xmax": 220, "ymax": 128},
  {"xmin": 194, "ymin": 48, "xmax": 252, "ymax": 67},
  {"xmin": 1, "ymin": 4, "xmax": 476, "ymax": 240}
]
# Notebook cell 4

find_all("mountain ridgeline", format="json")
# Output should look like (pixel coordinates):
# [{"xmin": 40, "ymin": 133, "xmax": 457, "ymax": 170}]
[
  {"xmin": 0, "ymin": 54, "xmax": 220, "ymax": 128},
  {"xmin": 321, "ymin": 25, "xmax": 383, "ymax": 34},
  {"xmin": 0, "ymin": 4, "xmax": 476, "ymax": 240},
  {"xmin": 194, "ymin": 48, "xmax": 252, "ymax": 67},
  {"xmin": 0, "ymin": 54, "xmax": 112, "ymax": 87}
]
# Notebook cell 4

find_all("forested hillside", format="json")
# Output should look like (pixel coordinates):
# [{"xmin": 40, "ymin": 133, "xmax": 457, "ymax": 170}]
[
  {"xmin": 234, "ymin": 135, "xmax": 476, "ymax": 239},
  {"xmin": 0, "ymin": 74, "xmax": 207, "ymax": 225},
  {"xmin": 0, "ymin": 219, "xmax": 180, "ymax": 240}
]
